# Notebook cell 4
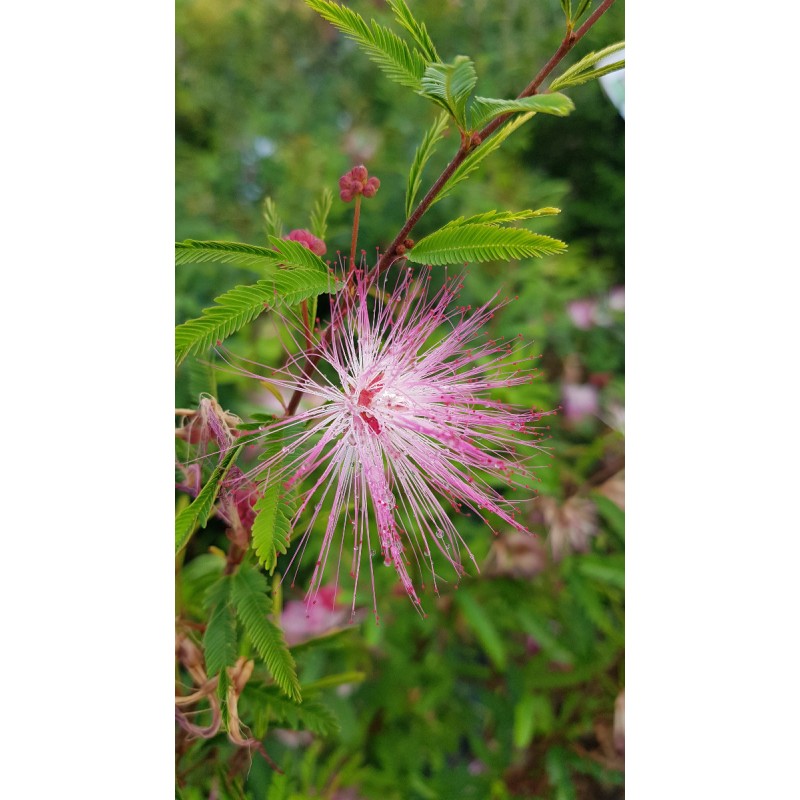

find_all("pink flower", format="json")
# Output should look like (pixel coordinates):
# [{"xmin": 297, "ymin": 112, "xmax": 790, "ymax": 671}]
[
  {"xmin": 284, "ymin": 228, "xmax": 326, "ymax": 256},
  {"xmin": 281, "ymin": 586, "xmax": 348, "ymax": 646},
  {"xmin": 567, "ymin": 298, "xmax": 597, "ymax": 329},
  {"xmin": 232, "ymin": 267, "xmax": 551, "ymax": 616},
  {"xmin": 561, "ymin": 382, "xmax": 600, "ymax": 422}
]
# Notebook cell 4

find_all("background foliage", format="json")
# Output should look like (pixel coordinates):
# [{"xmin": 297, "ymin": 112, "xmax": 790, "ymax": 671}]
[{"xmin": 176, "ymin": 1, "xmax": 624, "ymax": 797}]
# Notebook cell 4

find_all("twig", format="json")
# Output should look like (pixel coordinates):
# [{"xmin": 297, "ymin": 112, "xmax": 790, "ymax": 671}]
[{"xmin": 284, "ymin": 0, "xmax": 618, "ymax": 416}]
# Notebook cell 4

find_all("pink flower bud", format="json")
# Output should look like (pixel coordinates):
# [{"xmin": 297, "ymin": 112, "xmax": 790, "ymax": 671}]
[
  {"xmin": 284, "ymin": 229, "xmax": 326, "ymax": 256},
  {"xmin": 338, "ymin": 165, "xmax": 380, "ymax": 202},
  {"xmin": 362, "ymin": 176, "xmax": 380, "ymax": 198}
]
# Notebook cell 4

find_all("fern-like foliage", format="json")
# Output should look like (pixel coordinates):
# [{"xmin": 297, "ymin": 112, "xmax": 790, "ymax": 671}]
[
  {"xmin": 419, "ymin": 56, "xmax": 478, "ymax": 129},
  {"xmin": 175, "ymin": 269, "xmax": 338, "ymax": 366},
  {"xmin": 231, "ymin": 566, "xmax": 302, "ymax": 703},
  {"xmin": 309, "ymin": 187, "xmax": 333, "ymax": 241},
  {"xmin": 262, "ymin": 197, "xmax": 284, "ymax": 239},
  {"xmin": 266, "ymin": 236, "xmax": 329, "ymax": 272},
  {"xmin": 175, "ymin": 445, "xmax": 243, "ymax": 553},
  {"xmin": 202, "ymin": 576, "xmax": 238, "ymax": 677},
  {"xmin": 432, "ymin": 112, "xmax": 533, "ymax": 205},
  {"xmin": 442, "ymin": 208, "xmax": 561, "ymax": 228},
  {"xmin": 407, "ymin": 223, "xmax": 566, "ymax": 266},
  {"xmin": 548, "ymin": 41, "xmax": 625, "ymax": 91},
  {"xmin": 305, "ymin": 0, "xmax": 426, "ymax": 90},
  {"xmin": 245, "ymin": 684, "xmax": 340, "ymax": 739},
  {"xmin": 468, "ymin": 92, "xmax": 575, "ymax": 130},
  {"xmin": 252, "ymin": 481, "xmax": 295, "ymax": 575},
  {"xmin": 176, "ymin": 240, "xmax": 284, "ymax": 269},
  {"xmin": 387, "ymin": 0, "xmax": 439, "ymax": 62},
  {"xmin": 405, "ymin": 112, "xmax": 449, "ymax": 217},
  {"xmin": 176, "ymin": 238, "xmax": 328, "ymax": 273}
]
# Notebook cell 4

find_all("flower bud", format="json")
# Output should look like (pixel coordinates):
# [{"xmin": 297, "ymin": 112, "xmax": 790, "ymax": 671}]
[
  {"xmin": 362, "ymin": 176, "xmax": 380, "ymax": 198},
  {"xmin": 284, "ymin": 228, "xmax": 326, "ymax": 256},
  {"xmin": 338, "ymin": 165, "xmax": 380, "ymax": 202}
]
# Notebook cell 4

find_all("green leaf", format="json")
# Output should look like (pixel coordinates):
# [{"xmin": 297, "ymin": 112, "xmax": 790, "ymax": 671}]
[
  {"xmin": 514, "ymin": 693, "xmax": 554, "ymax": 749},
  {"xmin": 251, "ymin": 434, "xmax": 295, "ymax": 573},
  {"xmin": 176, "ymin": 239, "xmax": 284, "ymax": 268},
  {"xmin": 231, "ymin": 566, "xmax": 301, "ymax": 702},
  {"xmin": 386, "ymin": 0, "xmax": 439, "ymax": 62},
  {"xmin": 300, "ymin": 671, "xmax": 367, "ymax": 693},
  {"xmin": 407, "ymin": 223, "xmax": 566, "ymax": 266},
  {"xmin": 545, "ymin": 746, "xmax": 578, "ymax": 800},
  {"xmin": 442, "ymin": 207, "xmax": 561, "ymax": 228},
  {"xmin": 203, "ymin": 576, "xmax": 238, "ymax": 677},
  {"xmin": 252, "ymin": 482, "xmax": 295, "ymax": 574},
  {"xmin": 573, "ymin": 0, "xmax": 594, "ymax": 24},
  {"xmin": 419, "ymin": 56, "xmax": 478, "ymax": 129},
  {"xmin": 175, "ymin": 445, "xmax": 242, "ymax": 554},
  {"xmin": 267, "ymin": 236, "xmax": 328, "ymax": 273},
  {"xmin": 513, "ymin": 693, "xmax": 538, "ymax": 749},
  {"xmin": 176, "ymin": 237, "xmax": 327, "ymax": 273},
  {"xmin": 577, "ymin": 554, "xmax": 624, "ymax": 589},
  {"xmin": 455, "ymin": 591, "xmax": 507, "ymax": 670},
  {"xmin": 517, "ymin": 611, "xmax": 575, "ymax": 666},
  {"xmin": 468, "ymin": 92, "xmax": 574, "ymax": 130},
  {"xmin": 305, "ymin": 0, "xmax": 426, "ymax": 90},
  {"xmin": 245, "ymin": 684, "xmax": 340, "ymax": 739},
  {"xmin": 592, "ymin": 492, "xmax": 625, "ymax": 540},
  {"xmin": 432, "ymin": 112, "xmax": 533, "ymax": 205},
  {"xmin": 405, "ymin": 112, "xmax": 449, "ymax": 217},
  {"xmin": 175, "ymin": 269, "xmax": 338, "ymax": 365},
  {"xmin": 566, "ymin": 572, "xmax": 622, "ymax": 642},
  {"xmin": 548, "ymin": 41, "xmax": 625, "ymax": 91},
  {"xmin": 309, "ymin": 187, "xmax": 333, "ymax": 242},
  {"xmin": 262, "ymin": 196, "xmax": 283, "ymax": 239}
]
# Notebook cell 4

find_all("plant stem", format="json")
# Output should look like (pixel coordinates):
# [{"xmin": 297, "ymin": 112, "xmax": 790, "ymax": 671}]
[
  {"xmin": 300, "ymin": 299, "xmax": 313, "ymax": 352},
  {"xmin": 349, "ymin": 194, "xmax": 362, "ymax": 272}
]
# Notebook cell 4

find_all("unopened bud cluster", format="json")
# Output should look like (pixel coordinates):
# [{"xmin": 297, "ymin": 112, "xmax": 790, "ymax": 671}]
[{"xmin": 339, "ymin": 165, "xmax": 380, "ymax": 202}]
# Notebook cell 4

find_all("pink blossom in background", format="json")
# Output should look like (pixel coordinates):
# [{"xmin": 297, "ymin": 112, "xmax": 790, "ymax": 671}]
[
  {"xmin": 608, "ymin": 285, "xmax": 625, "ymax": 312},
  {"xmin": 566, "ymin": 298, "xmax": 597, "ymax": 329},
  {"xmin": 561, "ymin": 382, "xmax": 600, "ymax": 422},
  {"xmin": 227, "ymin": 266, "xmax": 552, "ymax": 616},
  {"xmin": 284, "ymin": 228, "xmax": 327, "ymax": 256},
  {"xmin": 281, "ymin": 586, "xmax": 348, "ymax": 646}
]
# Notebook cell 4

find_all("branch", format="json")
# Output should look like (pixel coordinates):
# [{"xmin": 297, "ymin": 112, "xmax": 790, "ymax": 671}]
[
  {"xmin": 374, "ymin": 0, "xmax": 618, "ymax": 274},
  {"xmin": 285, "ymin": 0, "xmax": 618, "ymax": 415}
]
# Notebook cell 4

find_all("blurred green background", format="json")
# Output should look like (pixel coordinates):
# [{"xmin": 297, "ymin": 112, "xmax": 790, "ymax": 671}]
[{"xmin": 176, "ymin": 1, "xmax": 625, "ymax": 797}]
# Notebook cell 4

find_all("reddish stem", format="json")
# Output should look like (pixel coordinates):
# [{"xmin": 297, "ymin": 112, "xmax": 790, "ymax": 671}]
[
  {"xmin": 300, "ymin": 299, "xmax": 313, "ymax": 352},
  {"xmin": 349, "ymin": 194, "xmax": 362, "ymax": 273}
]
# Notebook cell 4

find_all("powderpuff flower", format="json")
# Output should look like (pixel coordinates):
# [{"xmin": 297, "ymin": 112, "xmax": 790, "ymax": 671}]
[{"xmin": 227, "ymin": 266, "xmax": 552, "ymax": 617}]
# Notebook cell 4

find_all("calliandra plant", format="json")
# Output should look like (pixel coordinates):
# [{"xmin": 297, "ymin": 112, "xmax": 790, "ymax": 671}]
[{"xmin": 175, "ymin": 0, "xmax": 623, "ymax": 776}]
